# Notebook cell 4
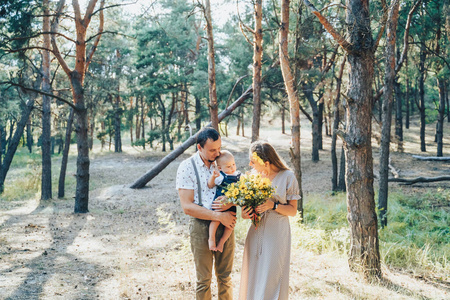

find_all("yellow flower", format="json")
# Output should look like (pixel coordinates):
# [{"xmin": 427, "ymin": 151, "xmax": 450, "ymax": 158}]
[{"xmin": 252, "ymin": 152, "xmax": 265, "ymax": 166}]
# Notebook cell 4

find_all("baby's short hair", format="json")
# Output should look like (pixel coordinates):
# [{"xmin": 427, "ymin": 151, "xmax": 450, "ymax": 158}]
[{"xmin": 216, "ymin": 150, "xmax": 234, "ymax": 166}]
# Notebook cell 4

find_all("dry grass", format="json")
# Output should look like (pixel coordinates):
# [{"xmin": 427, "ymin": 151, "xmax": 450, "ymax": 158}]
[{"xmin": 0, "ymin": 117, "xmax": 449, "ymax": 299}]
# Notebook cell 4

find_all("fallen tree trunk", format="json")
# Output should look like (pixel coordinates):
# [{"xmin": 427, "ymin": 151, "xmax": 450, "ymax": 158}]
[
  {"xmin": 412, "ymin": 155, "xmax": 450, "ymax": 161},
  {"xmin": 130, "ymin": 86, "xmax": 253, "ymax": 189},
  {"xmin": 388, "ymin": 176, "xmax": 450, "ymax": 185}
]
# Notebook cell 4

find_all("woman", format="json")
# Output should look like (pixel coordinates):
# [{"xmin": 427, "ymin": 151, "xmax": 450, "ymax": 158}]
[{"xmin": 239, "ymin": 141, "xmax": 300, "ymax": 300}]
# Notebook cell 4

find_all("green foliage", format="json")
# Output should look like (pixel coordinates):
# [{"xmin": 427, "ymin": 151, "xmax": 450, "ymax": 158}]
[{"xmin": 264, "ymin": 190, "xmax": 450, "ymax": 277}]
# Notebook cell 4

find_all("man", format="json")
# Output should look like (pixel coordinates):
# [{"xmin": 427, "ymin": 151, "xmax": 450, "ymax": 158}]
[{"xmin": 176, "ymin": 127, "xmax": 236, "ymax": 299}]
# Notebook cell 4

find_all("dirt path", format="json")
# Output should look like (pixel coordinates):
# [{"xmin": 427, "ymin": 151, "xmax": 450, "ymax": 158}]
[{"xmin": 1, "ymin": 121, "xmax": 449, "ymax": 299}]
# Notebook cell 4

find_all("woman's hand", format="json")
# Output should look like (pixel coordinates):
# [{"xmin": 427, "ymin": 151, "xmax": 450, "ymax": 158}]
[
  {"xmin": 212, "ymin": 196, "xmax": 233, "ymax": 212},
  {"xmin": 241, "ymin": 206, "xmax": 254, "ymax": 219},
  {"xmin": 255, "ymin": 200, "xmax": 273, "ymax": 214}
]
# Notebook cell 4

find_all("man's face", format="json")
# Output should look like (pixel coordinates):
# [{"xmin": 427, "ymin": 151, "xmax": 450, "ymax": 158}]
[{"xmin": 198, "ymin": 137, "xmax": 221, "ymax": 164}]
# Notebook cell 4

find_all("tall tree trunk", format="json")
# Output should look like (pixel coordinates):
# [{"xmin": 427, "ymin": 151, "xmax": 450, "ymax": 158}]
[
  {"xmin": 0, "ymin": 99, "xmax": 36, "ymax": 194},
  {"xmin": 405, "ymin": 56, "xmax": 410, "ymax": 129},
  {"xmin": 378, "ymin": 0, "xmax": 400, "ymax": 228},
  {"xmin": 418, "ymin": 41, "xmax": 426, "ymax": 152},
  {"xmin": 159, "ymin": 96, "xmax": 166, "ymax": 152},
  {"xmin": 203, "ymin": 0, "xmax": 219, "ymax": 130},
  {"xmin": 303, "ymin": 0, "xmax": 381, "ymax": 277},
  {"xmin": 0, "ymin": 125, "xmax": 3, "ymax": 168},
  {"xmin": 140, "ymin": 96, "xmax": 145, "ymax": 149},
  {"xmin": 281, "ymin": 105, "xmax": 286, "ymax": 134},
  {"xmin": 338, "ymin": 145, "xmax": 346, "ymax": 191},
  {"xmin": 41, "ymin": 0, "xmax": 52, "ymax": 200},
  {"xmin": 51, "ymin": 0, "xmax": 105, "ymax": 213},
  {"xmin": 195, "ymin": 96, "xmax": 201, "ymax": 131},
  {"xmin": 114, "ymin": 95, "xmax": 122, "ymax": 153},
  {"xmin": 344, "ymin": 0, "xmax": 380, "ymax": 276},
  {"xmin": 72, "ymin": 76, "xmax": 90, "ymax": 213},
  {"xmin": 129, "ymin": 97, "xmax": 134, "ymax": 145},
  {"xmin": 26, "ymin": 119, "xmax": 33, "ymax": 153},
  {"xmin": 135, "ymin": 97, "xmax": 140, "ymax": 143},
  {"xmin": 318, "ymin": 99, "xmax": 324, "ymax": 150},
  {"xmin": 241, "ymin": 108, "xmax": 245, "ymax": 137},
  {"xmin": 58, "ymin": 108, "xmax": 74, "ymax": 198},
  {"xmin": 446, "ymin": 88, "xmax": 449, "ymax": 123},
  {"xmin": 436, "ymin": 79, "xmax": 445, "ymax": 157},
  {"xmin": 332, "ymin": 55, "xmax": 346, "ymax": 192},
  {"xmin": 394, "ymin": 78, "xmax": 403, "ymax": 152},
  {"xmin": 302, "ymin": 83, "xmax": 319, "ymax": 161},
  {"xmin": 252, "ymin": 0, "xmax": 263, "ymax": 142},
  {"xmin": 280, "ymin": 0, "xmax": 303, "ymax": 216}
]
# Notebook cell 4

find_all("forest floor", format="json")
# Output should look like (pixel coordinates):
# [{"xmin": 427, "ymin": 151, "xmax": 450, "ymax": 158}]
[{"xmin": 1, "ymin": 118, "xmax": 450, "ymax": 299}]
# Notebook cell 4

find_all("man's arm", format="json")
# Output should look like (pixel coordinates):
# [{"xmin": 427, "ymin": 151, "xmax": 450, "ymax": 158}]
[{"xmin": 178, "ymin": 188, "xmax": 236, "ymax": 229}]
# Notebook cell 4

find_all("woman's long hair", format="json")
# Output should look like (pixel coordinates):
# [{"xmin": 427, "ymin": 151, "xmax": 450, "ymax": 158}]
[{"xmin": 250, "ymin": 141, "xmax": 289, "ymax": 171}]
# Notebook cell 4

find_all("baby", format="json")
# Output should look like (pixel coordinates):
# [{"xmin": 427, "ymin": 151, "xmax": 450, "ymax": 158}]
[{"xmin": 208, "ymin": 150, "xmax": 240, "ymax": 252}]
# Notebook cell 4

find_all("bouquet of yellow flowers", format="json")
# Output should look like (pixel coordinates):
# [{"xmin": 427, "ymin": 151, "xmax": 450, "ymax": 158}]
[{"xmin": 224, "ymin": 173, "xmax": 275, "ymax": 228}]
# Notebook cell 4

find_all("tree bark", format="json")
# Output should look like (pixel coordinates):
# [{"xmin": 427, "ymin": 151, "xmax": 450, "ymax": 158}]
[
  {"xmin": 130, "ymin": 87, "xmax": 253, "ymax": 189},
  {"xmin": 0, "ymin": 98, "xmax": 36, "ymax": 194},
  {"xmin": 303, "ymin": 0, "xmax": 381, "ymax": 278},
  {"xmin": 344, "ymin": 0, "xmax": 381, "ymax": 277},
  {"xmin": 195, "ymin": 96, "xmax": 201, "ymax": 131},
  {"xmin": 418, "ymin": 41, "xmax": 426, "ymax": 152},
  {"xmin": 203, "ymin": 0, "xmax": 219, "ymax": 130},
  {"xmin": 251, "ymin": 0, "xmax": 263, "ymax": 142},
  {"xmin": 26, "ymin": 118, "xmax": 33, "ymax": 153},
  {"xmin": 405, "ymin": 56, "xmax": 410, "ymax": 129},
  {"xmin": 389, "ymin": 176, "xmax": 450, "ymax": 185},
  {"xmin": 280, "ymin": 0, "xmax": 303, "ymax": 216},
  {"xmin": 114, "ymin": 95, "xmax": 122, "ymax": 153},
  {"xmin": 302, "ymin": 83, "xmax": 319, "ymax": 161},
  {"xmin": 338, "ymin": 145, "xmax": 346, "ymax": 191},
  {"xmin": 394, "ymin": 78, "xmax": 403, "ymax": 152},
  {"xmin": 378, "ymin": 0, "xmax": 400, "ymax": 228},
  {"xmin": 51, "ymin": 0, "xmax": 105, "ymax": 213},
  {"xmin": 0, "ymin": 125, "xmax": 3, "ymax": 169},
  {"xmin": 332, "ymin": 55, "xmax": 346, "ymax": 192},
  {"xmin": 436, "ymin": 78, "xmax": 445, "ymax": 157},
  {"xmin": 41, "ymin": 0, "xmax": 52, "ymax": 200},
  {"xmin": 58, "ymin": 108, "xmax": 74, "ymax": 198}
]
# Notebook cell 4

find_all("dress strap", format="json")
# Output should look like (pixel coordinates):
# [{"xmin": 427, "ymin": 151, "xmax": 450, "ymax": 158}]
[{"xmin": 190, "ymin": 157, "xmax": 203, "ymax": 207}]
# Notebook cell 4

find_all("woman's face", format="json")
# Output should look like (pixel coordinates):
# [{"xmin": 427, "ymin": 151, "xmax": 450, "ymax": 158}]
[{"xmin": 249, "ymin": 155, "xmax": 266, "ymax": 174}]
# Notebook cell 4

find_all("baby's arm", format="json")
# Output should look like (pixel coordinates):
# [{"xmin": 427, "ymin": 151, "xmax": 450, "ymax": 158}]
[{"xmin": 208, "ymin": 170, "xmax": 221, "ymax": 189}]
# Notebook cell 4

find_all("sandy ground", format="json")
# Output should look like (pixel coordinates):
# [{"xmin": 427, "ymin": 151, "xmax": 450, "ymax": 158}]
[{"xmin": 0, "ymin": 119, "xmax": 449, "ymax": 299}]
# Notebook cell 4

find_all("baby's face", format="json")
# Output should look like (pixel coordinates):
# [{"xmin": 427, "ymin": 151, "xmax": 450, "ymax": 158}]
[{"xmin": 218, "ymin": 158, "xmax": 236, "ymax": 175}]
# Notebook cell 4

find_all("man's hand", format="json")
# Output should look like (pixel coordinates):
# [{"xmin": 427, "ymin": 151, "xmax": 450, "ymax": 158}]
[{"xmin": 218, "ymin": 211, "xmax": 236, "ymax": 229}]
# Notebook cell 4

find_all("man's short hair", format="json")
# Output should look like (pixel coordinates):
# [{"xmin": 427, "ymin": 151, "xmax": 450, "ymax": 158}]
[{"xmin": 197, "ymin": 127, "xmax": 220, "ymax": 148}]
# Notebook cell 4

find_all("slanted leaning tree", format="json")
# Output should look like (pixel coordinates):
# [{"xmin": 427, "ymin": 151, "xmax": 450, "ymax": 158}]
[
  {"xmin": 303, "ymin": 0, "xmax": 381, "ymax": 277},
  {"xmin": 51, "ymin": 0, "xmax": 105, "ymax": 213}
]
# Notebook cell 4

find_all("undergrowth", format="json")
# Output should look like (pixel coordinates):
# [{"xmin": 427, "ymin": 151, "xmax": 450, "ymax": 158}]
[{"xmin": 288, "ymin": 190, "xmax": 450, "ymax": 280}]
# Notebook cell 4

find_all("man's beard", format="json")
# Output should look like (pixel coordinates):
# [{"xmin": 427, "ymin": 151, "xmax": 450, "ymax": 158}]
[{"xmin": 208, "ymin": 159, "xmax": 216, "ymax": 163}]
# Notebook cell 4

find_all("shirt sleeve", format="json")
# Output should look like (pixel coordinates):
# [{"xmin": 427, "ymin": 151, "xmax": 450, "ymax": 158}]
[
  {"xmin": 176, "ymin": 160, "xmax": 195, "ymax": 190},
  {"xmin": 286, "ymin": 171, "xmax": 301, "ymax": 201}
]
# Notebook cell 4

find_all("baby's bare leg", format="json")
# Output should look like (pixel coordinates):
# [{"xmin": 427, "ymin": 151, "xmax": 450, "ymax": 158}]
[
  {"xmin": 208, "ymin": 221, "xmax": 220, "ymax": 251},
  {"xmin": 216, "ymin": 227, "xmax": 233, "ymax": 253}
]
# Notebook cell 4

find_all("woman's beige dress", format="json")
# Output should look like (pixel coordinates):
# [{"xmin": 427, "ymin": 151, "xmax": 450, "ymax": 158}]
[{"xmin": 239, "ymin": 169, "xmax": 301, "ymax": 300}]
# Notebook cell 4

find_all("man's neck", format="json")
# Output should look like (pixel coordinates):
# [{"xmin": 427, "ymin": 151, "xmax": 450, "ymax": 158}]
[{"xmin": 198, "ymin": 152, "xmax": 212, "ymax": 168}]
